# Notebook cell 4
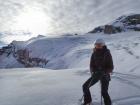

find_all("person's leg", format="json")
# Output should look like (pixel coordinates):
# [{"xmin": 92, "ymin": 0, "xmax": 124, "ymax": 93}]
[
  {"xmin": 82, "ymin": 72, "xmax": 102, "ymax": 104},
  {"xmin": 101, "ymin": 74, "xmax": 112, "ymax": 105}
]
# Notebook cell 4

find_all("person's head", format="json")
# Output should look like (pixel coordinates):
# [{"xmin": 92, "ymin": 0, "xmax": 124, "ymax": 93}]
[{"xmin": 94, "ymin": 38, "xmax": 105, "ymax": 49}]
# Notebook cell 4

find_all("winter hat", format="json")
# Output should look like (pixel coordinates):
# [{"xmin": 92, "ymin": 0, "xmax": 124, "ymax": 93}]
[{"xmin": 94, "ymin": 38, "xmax": 105, "ymax": 46}]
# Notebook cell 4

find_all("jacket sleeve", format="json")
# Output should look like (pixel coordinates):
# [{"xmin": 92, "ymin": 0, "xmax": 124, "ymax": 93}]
[
  {"xmin": 90, "ymin": 53, "xmax": 95, "ymax": 73},
  {"xmin": 105, "ymin": 50, "xmax": 114, "ymax": 73}
]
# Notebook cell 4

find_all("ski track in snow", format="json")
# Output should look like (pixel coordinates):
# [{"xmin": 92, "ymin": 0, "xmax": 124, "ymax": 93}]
[{"xmin": 111, "ymin": 73, "xmax": 140, "ymax": 105}]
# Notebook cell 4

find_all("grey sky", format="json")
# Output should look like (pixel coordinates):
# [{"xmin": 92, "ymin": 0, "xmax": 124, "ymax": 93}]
[{"xmin": 0, "ymin": 0, "xmax": 140, "ymax": 39}]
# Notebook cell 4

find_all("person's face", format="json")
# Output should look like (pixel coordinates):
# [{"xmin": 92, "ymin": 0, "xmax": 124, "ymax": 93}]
[{"xmin": 95, "ymin": 43, "xmax": 104, "ymax": 49}]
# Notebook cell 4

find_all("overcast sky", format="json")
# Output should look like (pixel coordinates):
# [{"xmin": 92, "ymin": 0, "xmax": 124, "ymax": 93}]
[{"xmin": 0, "ymin": 0, "xmax": 140, "ymax": 43}]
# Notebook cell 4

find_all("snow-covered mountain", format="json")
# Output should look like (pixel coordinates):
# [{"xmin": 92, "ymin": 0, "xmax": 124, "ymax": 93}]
[{"xmin": 89, "ymin": 14, "xmax": 140, "ymax": 34}]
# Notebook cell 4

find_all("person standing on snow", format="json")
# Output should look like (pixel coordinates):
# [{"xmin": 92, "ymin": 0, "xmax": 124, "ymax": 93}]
[{"xmin": 82, "ymin": 38, "xmax": 114, "ymax": 105}]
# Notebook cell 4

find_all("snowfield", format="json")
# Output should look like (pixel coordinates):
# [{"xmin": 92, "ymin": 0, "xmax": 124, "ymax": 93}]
[{"xmin": 1, "ymin": 31, "xmax": 140, "ymax": 105}]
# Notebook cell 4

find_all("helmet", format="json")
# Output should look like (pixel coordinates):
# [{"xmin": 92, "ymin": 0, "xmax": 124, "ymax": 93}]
[{"xmin": 94, "ymin": 38, "xmax": 105, "ymax": 46}]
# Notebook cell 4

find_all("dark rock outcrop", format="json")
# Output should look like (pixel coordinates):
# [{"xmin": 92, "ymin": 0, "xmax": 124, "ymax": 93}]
[
  {"xmin": 15, "ymin": 49, "xmax": 48, "ymax": 68},
  {"xmin": 0, "ymin": 44, "xmax": 49, "ymax": 68},
  {"xmin": 0, "ymin": 43, "xmax": 15, "ymax": 56},
  {"xmin": 104, "ymin": 25, "xmax": 122, "ymax": 34}
]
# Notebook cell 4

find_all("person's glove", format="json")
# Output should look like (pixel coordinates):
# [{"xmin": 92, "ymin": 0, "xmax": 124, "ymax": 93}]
[{"xmin": 104, "ymin": 73, "xmax": 111, "ymax": 81}]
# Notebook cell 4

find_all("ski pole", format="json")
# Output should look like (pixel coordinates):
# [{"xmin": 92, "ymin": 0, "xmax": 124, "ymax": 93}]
[{"xmin": 100, "ymin": 81, "xmax": 103, "ymax": 105}]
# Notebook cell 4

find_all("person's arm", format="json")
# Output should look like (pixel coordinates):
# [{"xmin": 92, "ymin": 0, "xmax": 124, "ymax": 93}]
[
  {"xmin": 90, "ymin": 53, "xmax": 95, "ymax": 74},
  {"xmin": 106, "ymin": 50, "xmax": 114, "ymax": 74}
]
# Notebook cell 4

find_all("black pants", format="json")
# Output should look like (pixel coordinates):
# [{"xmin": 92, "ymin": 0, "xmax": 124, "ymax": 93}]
[{"xmin": 82, "ymin": 71, "xmax": 111, "ymax": 105}]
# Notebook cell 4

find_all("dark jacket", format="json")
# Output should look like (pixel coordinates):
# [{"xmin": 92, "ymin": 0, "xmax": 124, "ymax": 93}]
[{"xmin": 90, "ymin": 46, "xmax": 114, "ymax": 74}]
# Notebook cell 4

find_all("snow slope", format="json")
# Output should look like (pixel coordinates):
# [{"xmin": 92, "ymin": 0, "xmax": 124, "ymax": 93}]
[
  {"xmin": 0, "ymin": 32, "xmax": 140, "ymax": 105},
  {"xmin": 0, "ymin": 67, "xmax": 140, "ymax": 105}
]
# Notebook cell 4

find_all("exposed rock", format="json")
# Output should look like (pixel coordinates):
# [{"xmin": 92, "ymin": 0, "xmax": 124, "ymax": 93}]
[
  {"xmin": 27, "ymin": 58, "xmax": 49, "ymax": 67},
  {"xmin": 15, "ymin": 49, "xmax": 48, "ymax": 67},
  {"xmin": 104, "ymin": 25, "xmax": 115, "ymax": 34},
  {"xmin": 0, "ymin": 49, "xmax": 4, "ymax": 55},
  {"xmin": 104, "ymin": 25, "xmax": 122, "ymax": 34},
  {"xmin": 0, "ymin": 44, "xmax": 49, "ymax": 68},
  {"xmin": 122, "ymin": 14, "xmax": 140, "ymax": 25},
  {"xmin": 16, "ymin": 49, "xmax": 29, "ymax": 62},
  {"xmin": 0, "ymin": 43, "xmax": 15, "ymax": 56}
]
